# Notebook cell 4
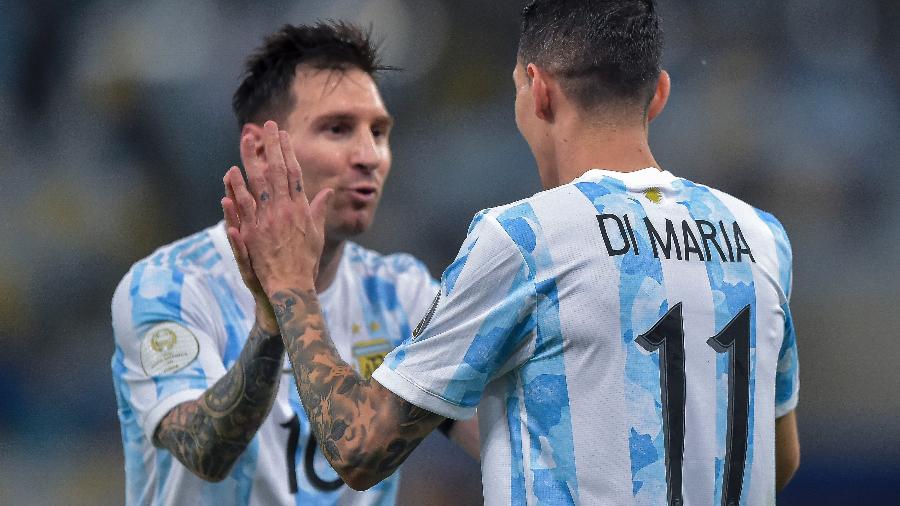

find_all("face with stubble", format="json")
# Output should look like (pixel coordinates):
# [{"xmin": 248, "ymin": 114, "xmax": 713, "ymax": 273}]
[{"xmin": 277, "ymin": 66, "xmax": 393, "ymax": 242}]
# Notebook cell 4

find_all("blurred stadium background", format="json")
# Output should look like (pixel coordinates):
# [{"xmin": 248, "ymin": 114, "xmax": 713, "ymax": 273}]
[{"xmin": 1, "ymin": 0, "xmax": 898, "ymax": 504}]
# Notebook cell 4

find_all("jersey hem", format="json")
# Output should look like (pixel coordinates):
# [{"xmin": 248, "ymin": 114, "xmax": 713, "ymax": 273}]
[
  {"xmin": 774, "ymin": 395, "xmax": 798, "ymax": 419},
  {"xmin": 371, "ymin": 367, "xmax": 476, "ymax": 421},
  {"xmin": 142, "ymin": 388, "xmax": 207, "ymax": 442}
]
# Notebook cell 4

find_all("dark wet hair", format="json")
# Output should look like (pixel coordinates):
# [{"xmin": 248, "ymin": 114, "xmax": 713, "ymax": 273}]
[
  {"xmin": 518, "ymin": 0, "xmax": 662, "ymax": 111},
  {"xmin": 232, "ymin": 21, "xmax": 391, "ymax": 127}
]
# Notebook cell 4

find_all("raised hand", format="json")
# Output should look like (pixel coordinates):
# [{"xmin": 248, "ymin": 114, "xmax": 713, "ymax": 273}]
[
  {"xmin": 222, "ymin": 170, "xmax": 279, "ymax": 335},
  {"xmin": 225, "ymin": 121, "xmax": 333, "ymax": 299},
  {"xmin": 220, "ymin": 122, "xmax": 446, "ymax": 490}
]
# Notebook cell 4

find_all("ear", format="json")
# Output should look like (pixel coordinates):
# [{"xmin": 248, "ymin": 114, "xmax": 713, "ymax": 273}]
[
  {"xmin": 647, "ymin": 70, "xmax": 670, "ymax": 123},
  {"xmin": 239, "ymin": 123, "xmax": 266, "ymax": 164},
  {"xmin": 527, "ymin": 63, "xmax": 554, "ymax": 122}
]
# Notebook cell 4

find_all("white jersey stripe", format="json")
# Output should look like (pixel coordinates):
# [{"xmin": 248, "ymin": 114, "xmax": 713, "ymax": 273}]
[{"xmin": 642, "ymin": 198, "xmax": 718, "ymax": 505}]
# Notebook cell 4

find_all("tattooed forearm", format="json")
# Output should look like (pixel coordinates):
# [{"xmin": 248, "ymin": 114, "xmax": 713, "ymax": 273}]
[
  {"xmin": 153, "ymin": 321, "xmax": 284, "ymax": 482},
  {"xmin": 271, "ymin": 288, "xmax": 445, "ymax": 490}
]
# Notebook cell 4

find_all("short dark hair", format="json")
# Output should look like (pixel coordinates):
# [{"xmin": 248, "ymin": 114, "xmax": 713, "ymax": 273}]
[
  {"xmin": 518, "ymin": 0, "xmax": 662, "ymax": 112},
  {"xmin": 233, "ymin": 21, "xmax": 390, "ymax": 128}
]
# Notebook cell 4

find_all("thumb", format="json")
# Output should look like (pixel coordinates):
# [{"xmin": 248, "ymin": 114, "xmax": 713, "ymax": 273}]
[{"xmin": 309, "ymin": 188, "xmax": 335, "ymax": 231}]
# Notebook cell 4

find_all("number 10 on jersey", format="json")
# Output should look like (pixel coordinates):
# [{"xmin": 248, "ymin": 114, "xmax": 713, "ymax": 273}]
[{"xmin": 636, "ymin": 302, "xmax": 751, "ymax": 506}]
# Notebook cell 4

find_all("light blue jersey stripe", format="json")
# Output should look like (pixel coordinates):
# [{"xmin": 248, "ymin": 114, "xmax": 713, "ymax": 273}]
[
  {"xmin": 775, "ymin": 303, "xmax": 798, "ymax": 408},
  {"xmin": 755, "ymin": 210, "xmax": 798, "ymax": 411},
  {"xmin": 181, "ymin": 240, "xmax": 216, "ymax": 267},
  {"xmin": 505, "ymin": 374, "xmax": 527, "ymax": 505},
  {"xmin": 497, "ymin": 203, "xmax": 579, "ymax": 505},
  {"xmin": 442, "ymin": 261, "xmax": 534, "ymax": 408},
  {"xmin": 129, "ymin": 261, "xmax": 183, "ymax": 325},
  {"xmin": 361, "ymin": 274, "xmax": 405, "ymax": 344},
  {"xmin": 155, "ymin": 449, "xmax": 174, "ymax": 506},
  {"xmin": 112, "ymin": 346, "xmax": 150, "ymax": 505},
  {"xmin": 676, "ymin": 180, "xmax": 758, "ymax": 505},
  {"xmin": 443, "ymin": 252, "xmax": 471, "ymax": 296},
  {"xmin": 576, "ymin": 178, "xmax": 669, "ymax": 501},
  {"xmin": 236, "ymin": 440, "xmax": 260, "ymax": 504},
  {"xmin": 344, "ymin": 245, "xmax": 408, "ymax": 347},
  {"xmin": 208, "ymin": 272, "xmax": 247, "ymax": 367},
  {"xmin": 754, "ymin": 210, "xmax": 792, "ymax": 296},
  {"xmin": 166, "ymin": 232, "xmax": 208, "ymax": 267}
]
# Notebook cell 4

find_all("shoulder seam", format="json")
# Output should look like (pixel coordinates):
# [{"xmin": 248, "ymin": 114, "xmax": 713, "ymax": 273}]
[{"xmin": 483, "ymin": 214, "xmax": 535, "ymax": 283}]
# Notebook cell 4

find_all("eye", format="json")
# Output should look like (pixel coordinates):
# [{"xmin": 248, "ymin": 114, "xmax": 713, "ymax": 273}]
[
  {"xmin": 329, "ymin": 123, "xmax": 350, "ymax": 135},
  {"xmin": 372, "ymin": 123, "xmax": 391, "ymax": 140}
]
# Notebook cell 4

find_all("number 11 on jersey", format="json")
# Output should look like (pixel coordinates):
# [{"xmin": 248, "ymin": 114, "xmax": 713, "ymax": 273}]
[{"xmin": 636, "ymin": 302, "xmax": 751, "ymax": 506}]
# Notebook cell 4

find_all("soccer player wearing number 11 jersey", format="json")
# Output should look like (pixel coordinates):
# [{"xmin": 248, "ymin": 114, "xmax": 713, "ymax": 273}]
[
  {"xmin": 376, "ymin": 1, "xmax": 801, "ymax": 503},
  {"xmin": 221, "ymin": 1, "xmax": 800, "ymax": 505}
]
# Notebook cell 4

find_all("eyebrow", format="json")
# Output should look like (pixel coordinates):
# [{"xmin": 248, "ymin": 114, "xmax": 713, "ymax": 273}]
[{"xmin": 315, "ymin": 112, "xmax": 394, "ymax": 128}]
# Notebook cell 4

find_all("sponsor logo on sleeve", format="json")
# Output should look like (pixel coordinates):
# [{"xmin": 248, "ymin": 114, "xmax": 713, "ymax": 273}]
[
  {"xmin": 140, "ymin": 323, "xmax": 200, "ymax": 376},
  {"xmin": 412, "ymin": 291, "xmax": 441, "ymax": 341}
]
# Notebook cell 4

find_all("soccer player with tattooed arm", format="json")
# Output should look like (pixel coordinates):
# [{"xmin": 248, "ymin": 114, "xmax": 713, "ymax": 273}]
[
  {"xmin": 111, "ymin": 22, "xmax": 478, "ymax": 506},
  {"xmin": 223, "ymin": 1, "xmax": 800, "ymax": 505}
]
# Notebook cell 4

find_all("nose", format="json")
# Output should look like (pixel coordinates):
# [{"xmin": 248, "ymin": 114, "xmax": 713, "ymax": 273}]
[{"xmin": 350, "ymin": 130, "xmax": 383, "ymax": 174}]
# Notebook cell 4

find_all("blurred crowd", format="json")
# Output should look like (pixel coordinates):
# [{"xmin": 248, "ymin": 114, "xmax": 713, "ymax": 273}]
[{"xmin": 1, "ymin": 0, "xmax": 898, "ymax": 503}]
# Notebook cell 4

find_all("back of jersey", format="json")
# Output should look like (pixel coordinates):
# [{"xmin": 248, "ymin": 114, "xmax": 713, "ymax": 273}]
[
  {"xmin": 519, "ymin": 167, "xmax": 797, "ymax": 505},
  {"xmin": 374, "ymin": 167, "xmax": 798, "ymax": 505}
]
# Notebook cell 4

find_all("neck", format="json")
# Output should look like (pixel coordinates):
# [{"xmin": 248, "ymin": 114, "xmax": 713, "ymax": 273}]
[
  {"xmin": 545, "ymin": 117, "xmax": 660, "ymax": 187},
  {"xmin": 316, "ymin": 238, "xmax": 345, "ymax": 293}
]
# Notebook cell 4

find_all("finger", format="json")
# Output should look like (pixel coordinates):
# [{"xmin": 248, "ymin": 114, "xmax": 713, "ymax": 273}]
[
  {"xmin": 230, "ymin": 166, "xmax": 258, "ymax": 226},
  {"xmin": 263, "ymin": 121, "xmax": 290, "ymax": 201},
  {"xmin": 222, "ymin": 202, "xmax": 244, "ymax": 257},
  {"xmin": 309, "ymin": 188, "xmax": 334, "ymax": 234},
  {"xmin": 222, "ymin": 196, "xmax": 241, "ymax": 234},
  {"xmin": 226, "ymin": 167, "xmax": 257, "ymax": 216},
  {"xmin": 240, "ymin": 134, "xmax": 274, "ymax": 208},
  {"xmin": 224, "ymin": 169, "xmax": 235, "ymax": 200},
  {"xmin": 225, "ymin": 225, "xmax": 254, "ymax": 280},
  {"xmin": 223, "ymin": 167, "xmax": 244, "ymax": 226},
  {"xmin": 280, "ymin": 130, "xmax": 305, "ymax": 202}
]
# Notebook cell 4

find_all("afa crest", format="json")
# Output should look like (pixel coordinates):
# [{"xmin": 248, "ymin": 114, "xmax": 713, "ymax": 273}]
[{"xmin": 352, "ymin": 339, "xmax": 393, "ymax": 379}]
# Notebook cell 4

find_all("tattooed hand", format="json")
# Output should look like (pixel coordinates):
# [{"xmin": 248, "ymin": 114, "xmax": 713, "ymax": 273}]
[
  {"xmin": 224, "ymin": 120, "xmax": 447, "ymax": 490},
  {"xmin": 223, "ymin": 120, "xmax": 333, "ymax": 298},
  {"xmin": 223, "ymin": 170, "xmax": 278, "ymax": 335}
]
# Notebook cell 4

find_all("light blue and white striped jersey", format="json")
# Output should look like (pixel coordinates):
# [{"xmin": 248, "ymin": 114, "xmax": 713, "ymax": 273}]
[
  {"xmin": 111, "ymin": 222, "xmax": 438, "ymax": 506},
  {"xmin": 374, "ymin": 168, "xmax": 799, "ymax": 505}
]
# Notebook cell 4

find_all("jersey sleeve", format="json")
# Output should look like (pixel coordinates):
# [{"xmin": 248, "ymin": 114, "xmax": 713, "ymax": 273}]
[
  {"xmin": 389, "ymin": 253, "xmax": 440, "ymax": 340},
  {"xmin": 764, "ymin": 213, "xmax": 799, "ymax": 418},
  {"xmin": 111, "ymin": 262, "xmax": 228, "ymax": 441},
  {"xmin": 372, "ymin": 212, "xmax": 537, "ymax": 420},
  {"xmin": 775, "ymin": 302, "xmax": 798, "ymax": 417}
]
